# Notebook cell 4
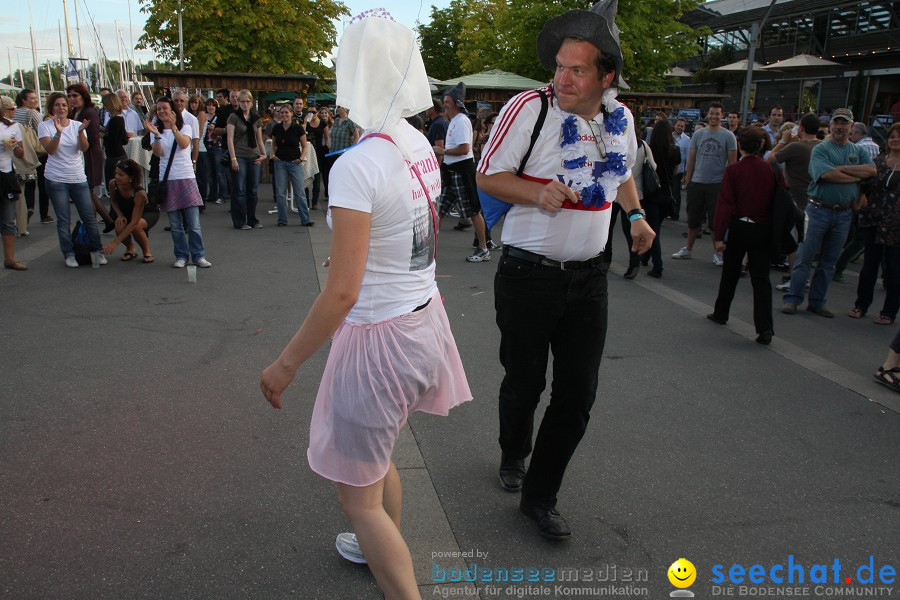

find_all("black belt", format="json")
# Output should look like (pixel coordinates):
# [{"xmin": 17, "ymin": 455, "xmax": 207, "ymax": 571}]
[
  {"xmin": 502, "ymin": 246, "xmax": 605, "ymax": 271},
  {"xmin": 412, "ymin": 298, "xmax": 432, "ymax": 312},
  {"xmin": 808, "ymin": 198, "xmax": 851, "ymax": 212}
]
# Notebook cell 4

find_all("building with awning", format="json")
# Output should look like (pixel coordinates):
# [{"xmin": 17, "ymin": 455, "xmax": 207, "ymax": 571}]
[
  {"xmin": 676, "ymin": 0, "xmax": 900, "ymax": 127},
  {"xmin": 139, "ymin": 70, "xmax": 319, "ymax": 104},
  {"xmin": 435, "ymin": 70, "xmax": 548, "ymax": 105}
]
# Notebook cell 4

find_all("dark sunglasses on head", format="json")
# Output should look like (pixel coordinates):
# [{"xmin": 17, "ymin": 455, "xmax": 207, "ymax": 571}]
[{"xmin": 116, "ymin": 160, "xmax": 133, "ymax": 171}]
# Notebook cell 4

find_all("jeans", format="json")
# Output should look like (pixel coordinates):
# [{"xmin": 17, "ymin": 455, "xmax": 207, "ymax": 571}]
[
  {"xmin": 643, "ymin": 195, "xmax": 665, "ymax": 272},
  {"xmin": 167, "ymin": 206, "xmax": 205, "ymax": 261},
  {"xmin": 670, "ymin": 172, "xmax": 683, "ymax": 219},
  {"xmin": 196, "ymin": 151, "xmax": 208, "ymax": 203},
  {"xmin": 712, "ymin": 220, "xmax": 773, "ymax": 333},
  {"xmin": 208, "ymin": 147, "xmax": 229, "ymax": 200},
  {"xmin": 230, "ymin": 157, "xmax": 261, "ymax": 228},
  {"xmin": 273, "ymin": 160, "xmax": 312, "ymax": 225},
  {"xmin": 495, "ymin": 252, "xmax": 609, "ymax": 508},
  {"xmin": 784, "ymin": 203, "xmax": 852, "ymax": 308},
  {"xmin": 834, "ymin": 221, "xmax": 865, "ymax": 275},
  {"xmin": 46, "ymin": 178, "xmax": 102, "ymax": 257},
  {"xmin": 310, "ymin": 172, "xmax": 321, "ymax": 207},
  {"xmin": 854, "ymin": 227, "xmax": 900, "ymax": 320},
  {"xmin": 203, "ymin": 150, "xmax": 221, "ymax": 202}
]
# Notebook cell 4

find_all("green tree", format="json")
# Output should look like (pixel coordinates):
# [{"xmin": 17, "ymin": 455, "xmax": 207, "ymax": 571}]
[
  {"xmin": 422, "ymin": 0, "xmax": 706, "ymax": 91},
  {"xmin": 417, "ymin": 1, "xmax": 466, "ymax": 80},
  {"xmin": 138, "ymin": 0, "xmax": 348, "ymax": 76}
]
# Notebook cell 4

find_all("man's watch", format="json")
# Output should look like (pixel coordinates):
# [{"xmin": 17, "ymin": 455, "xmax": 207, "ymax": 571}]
[{"xmin": 627, "ymin": 208, "xmax": 647, "ymax": 222}]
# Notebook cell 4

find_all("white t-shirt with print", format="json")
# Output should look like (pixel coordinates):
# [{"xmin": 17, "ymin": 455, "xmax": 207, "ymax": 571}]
[
  {"xmin": 38, "ymin": 120, "xmax": 86, "ymax": 183},
  {"xmin": 478, "ymin": 87, "xmax": 637, "ymax": 261},
  {"xmin": 0, "ymin": 121, "xmax": 21, "ymax": 172},
  {"xmin": 327, "ymin": 120, "xmax": 442, "ymax": 324},
  {"xmin": 159, "ymin": 125, "xmax": 196, "ymax": 181},
  {"xmin": 443, "ymin": 112, "xmax": 473, "ymax": 165}
]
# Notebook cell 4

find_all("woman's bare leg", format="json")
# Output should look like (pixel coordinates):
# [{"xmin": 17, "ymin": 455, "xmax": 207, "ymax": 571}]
[
  {"xmin": 133, "ymin": 220, "xmax": 151, "ymax": 257},
  {"xmin": 337, "ymin": 467, "xmax": 419, "ymax": 600}
]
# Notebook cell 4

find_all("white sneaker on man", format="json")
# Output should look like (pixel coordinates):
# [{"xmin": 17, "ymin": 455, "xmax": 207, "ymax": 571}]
[
  {"xmin": 194, "ymin": 258, "xmax": 212, "ymax": 268},
  {"xmin": 173, "ymin": 258, "xmax": 187, "ymax": 268},
  {"xmin": 713, "ymin": 252, "xmax": 724, "ymax": 266},
  {"xmin": 65, "ymin": 256, "xmax": 79, "ymax": 268},
  {"xmin": 466, "ymin": 248, "xmax": 491, "ymax": 263},
  {"xmin": 672, "ymin": 247, "xmax": 692, "ymax": 259}
]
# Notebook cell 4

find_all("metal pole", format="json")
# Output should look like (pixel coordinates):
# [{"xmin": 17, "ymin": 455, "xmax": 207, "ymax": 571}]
[
  {"xmin": 29, "ymin": 0, "xmax": 43, "ymax": 111},
  {"xmin": 178, "ymin": 2, "xmax": 185, "ymax": 71},
  {"xmin": 58, "ymin": 20, "xmax": 67, "ymax": 89},
  {"xmin": 740, "ymin": 21, "xmax": 758, "ymax": 125},
  {"xmin": 74, "ymin": 0, "xmax": 84, "ymax": 83}
]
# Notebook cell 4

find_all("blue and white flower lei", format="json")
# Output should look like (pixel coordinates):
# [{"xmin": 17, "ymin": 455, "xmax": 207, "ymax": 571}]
[{"xmin": 556, "ymin": 88, "xmax": 630, "ymax": 209}]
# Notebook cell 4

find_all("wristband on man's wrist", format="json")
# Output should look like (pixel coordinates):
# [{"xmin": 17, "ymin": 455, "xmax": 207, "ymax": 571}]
[
  {"xmin": 627, "ymin": 208, "xmax": 647, "ymax": 222},
  {"xmin": 53, "ymin": 133, "xmax": 61, "ymax": 140}
]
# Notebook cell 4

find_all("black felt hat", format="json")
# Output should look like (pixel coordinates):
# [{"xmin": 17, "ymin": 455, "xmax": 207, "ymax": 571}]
[
  {"xmin": 536, "ymin": 0, "xmax": 624, "ymax": 86},
  {"xmin": 443, "ymin": 82, "xmax": 466, "ymax": 109}
]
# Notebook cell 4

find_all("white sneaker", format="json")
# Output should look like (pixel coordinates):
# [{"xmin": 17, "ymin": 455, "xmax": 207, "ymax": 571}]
[
  {"xmin": 775, "ymin": 282, "xmax": 790, "ymax": 291},
  {"xmin": 672, "ymin": 247, "xmax": 692, "ymax": 259},
  {"xmin": 713, "ymin": 252, "xmax": 724, "ymax": 266},
  {"xmin": 65, "ymin": 256, "xmax": 79, "ymax": 268},
  {"xmin": 466, "ymin": 248, "xmax": 491, "ymax": 263},
  {"xmin": 335, "ymin": 532, "xmax": 367, "ymax": 564},
  {"xmin": 173, "ymin": 258, "xmax": 187, "ymax": 268},
  {"xmin": 194, "ymin": 258, "xmax": 212, "ymax": 268},
  {"xmin": 98, "ymin": 253, "xmax": 108, "ymax": 266}
]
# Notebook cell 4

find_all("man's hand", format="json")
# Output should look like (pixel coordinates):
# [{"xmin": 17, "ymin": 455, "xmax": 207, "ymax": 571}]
[
  {"xmin": 629, "ymin": 219, "xmax": 656, "ymax": 254},
  {"xmin": 715, "ymin": 241, "xmax": 726, "ymax": 253},
  {"xmin": 536, "ymin": 181, "xmax": 578, "ymax": 212}
]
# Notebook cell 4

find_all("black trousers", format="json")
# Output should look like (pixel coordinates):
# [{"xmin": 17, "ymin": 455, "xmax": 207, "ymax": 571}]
[
  {"xmin": 713, "ymin": 220, "xmax": 773, "ymax": 334},
  {"xmin": 495, "ymin": 253, "xmax": 609, "ymax": 508}
]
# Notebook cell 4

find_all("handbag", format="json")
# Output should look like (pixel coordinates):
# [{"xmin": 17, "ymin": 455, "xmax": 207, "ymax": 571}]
[
  {"xmin": 13, "ymin": 129, "xmax": 40, "ymax": 176},
  {"xmin": 147, "ymin": 139, "xmax": 178, "ymax": 209},
  {"xmin": 640, "ymin": 140, "xmax": 661, "ymax": 197},
  {"xmin": 1, "ymin": 169, "xmax": 22, "ymax": 200}
]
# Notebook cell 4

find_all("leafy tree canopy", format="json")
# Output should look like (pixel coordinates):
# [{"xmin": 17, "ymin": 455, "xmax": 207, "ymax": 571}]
[
  {"xmin": 420, "ymin": 0, "xmax": 708, "ymax": 91},
  {"xmin": 138, "ymin": 0, "xmax": 348, "ymax": 76}
]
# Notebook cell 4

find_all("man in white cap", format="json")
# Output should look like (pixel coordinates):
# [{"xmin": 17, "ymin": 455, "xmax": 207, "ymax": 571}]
[{"xmin": 477, "ymin": 0, "xmax": 653, "ymax": 540}]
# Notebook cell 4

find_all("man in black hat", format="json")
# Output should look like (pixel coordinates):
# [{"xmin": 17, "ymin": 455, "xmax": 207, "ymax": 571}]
[
  {"xmin": 433, "ymin": 82, "xmax": 491, "ymax": 261},
  {"xmin": 477, "ymin": 0, "xmax": 654, "ymax": 539}
]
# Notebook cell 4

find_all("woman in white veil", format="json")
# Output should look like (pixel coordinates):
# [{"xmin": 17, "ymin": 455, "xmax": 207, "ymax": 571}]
[{"xmin": 261, "ymin": 11, "xmax": 472, "ymax": 599}]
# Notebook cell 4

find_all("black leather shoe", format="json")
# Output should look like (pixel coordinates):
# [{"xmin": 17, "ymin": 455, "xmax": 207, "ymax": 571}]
[
  {"xmin": 755, "ymin": 330, "xmax": 773, "ymax": 345},
  {"xmin": 624, "ymin": 264, "xmax": 639, "ymax": 279},
  {"xmin": 707, "ymin": 313, "xmax": 727, "ymax": 325},
  {"xmin": 519, "ymin": 498, "xmax": 571, "ymax": 540},
  {"xmin": 498, "ymin": 456, "xmax": 525, "ymax": 492}
]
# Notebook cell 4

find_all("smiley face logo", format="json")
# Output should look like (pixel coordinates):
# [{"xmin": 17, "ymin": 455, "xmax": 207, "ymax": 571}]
[{"xmin": 668, "ymin": 558, "xmax": 697, "ymax": 588}]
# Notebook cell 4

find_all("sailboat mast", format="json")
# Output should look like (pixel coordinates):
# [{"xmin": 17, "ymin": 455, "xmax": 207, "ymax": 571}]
[{"xmin": 29, "ymin": 0, "xmax": 43, "ymax": 110}]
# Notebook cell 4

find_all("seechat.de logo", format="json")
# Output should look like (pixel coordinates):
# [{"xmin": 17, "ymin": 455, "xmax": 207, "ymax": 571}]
[{"xmin": 668, "ymin": 558, "xmax": 697, "ymax": 598}]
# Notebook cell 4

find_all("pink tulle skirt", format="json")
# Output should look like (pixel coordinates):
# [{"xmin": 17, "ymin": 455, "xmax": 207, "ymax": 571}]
[{"xmin": 307, "ymin": 293, "xmax": 472, "ymax": 487}]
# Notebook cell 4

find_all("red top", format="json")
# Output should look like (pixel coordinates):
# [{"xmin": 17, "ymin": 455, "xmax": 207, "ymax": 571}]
[{"xmin": 714, "ymin": 155, "xmax": 780, "ymax": 242}]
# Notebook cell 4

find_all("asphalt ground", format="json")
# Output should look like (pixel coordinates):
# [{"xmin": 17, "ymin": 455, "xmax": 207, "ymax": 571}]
[{"xmin": 1, "ymin": 185, "xmax": 898, "ymax": 600}]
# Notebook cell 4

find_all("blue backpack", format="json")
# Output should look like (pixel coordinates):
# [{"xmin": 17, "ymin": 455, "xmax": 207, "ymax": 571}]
[
  {"xmin": 478, "ymin": 90, "xmax": 549, "ymax": 229},
  {"xmin": 72, "ymin": 221, "xmax": 93, "ymax": 265}
]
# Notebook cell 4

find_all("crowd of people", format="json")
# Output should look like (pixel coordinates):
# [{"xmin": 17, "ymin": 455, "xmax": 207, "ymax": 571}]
[{"xmin": 0, "ymin": 82, "xmax": 367, "ymax": 269}]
